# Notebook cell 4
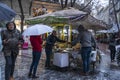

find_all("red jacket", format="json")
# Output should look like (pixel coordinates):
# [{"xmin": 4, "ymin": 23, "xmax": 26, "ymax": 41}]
[{"xmin": 30, "ymin": 35, "xmax": 43, "ymax": 52}]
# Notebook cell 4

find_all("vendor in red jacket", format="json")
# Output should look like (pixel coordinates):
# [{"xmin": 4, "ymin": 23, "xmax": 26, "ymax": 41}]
[{"xmin": 28, "ymin": 35, "xmax": 43, "ymax": 79}]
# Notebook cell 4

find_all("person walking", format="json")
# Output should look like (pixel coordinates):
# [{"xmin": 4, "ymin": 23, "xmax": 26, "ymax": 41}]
[
  {"xmin": 45, "ymin": 30, "xmax": 66, "ymax": 68},
  {"xmin": 71, "ymin": 25, "xmax": 96, "ymax": 76},
  {"xmin": 109, "ymin": 34, "xmax": 116, "ymax": 62},
  {"xmin": 28, "ymin": 35, "xmax": 43, "ymax": 79},
  {"xmin": 1, "ymin": 22, "xmax": 23, "ymax": 80}
]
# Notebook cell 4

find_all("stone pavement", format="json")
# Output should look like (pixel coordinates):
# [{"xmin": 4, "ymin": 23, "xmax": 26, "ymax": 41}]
[
  {"xmin": 97, "ymin": 43, "xmax": 109, "ymax": 54},
  {"xmin": 0, "ymin": 44, "xmax": 120, "ymax": 80}
]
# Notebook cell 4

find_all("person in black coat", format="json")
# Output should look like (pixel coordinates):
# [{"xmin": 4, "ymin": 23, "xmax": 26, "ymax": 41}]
[
  {"xmin": 109, "ymin": 34, "xmax": 116, "ymax": 62},
  {"xmin": 45, "ymin": 30, "xmax": 66, "ymax": 68}
]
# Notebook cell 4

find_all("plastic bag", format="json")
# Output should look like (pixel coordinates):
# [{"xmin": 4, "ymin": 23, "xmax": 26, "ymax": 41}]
[{"xmin": 22, "ymin": 42, "xmax": 28, "ymax": 49}]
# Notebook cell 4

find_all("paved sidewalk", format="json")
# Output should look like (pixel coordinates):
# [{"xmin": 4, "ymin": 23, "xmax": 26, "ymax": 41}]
[
  {"xmin": 0, "ymin": 44, "xmax": 120, "ymax": 80},
  {"xmin": 97, "ymin": 43, "xmax": 109, "ymax": 54}
]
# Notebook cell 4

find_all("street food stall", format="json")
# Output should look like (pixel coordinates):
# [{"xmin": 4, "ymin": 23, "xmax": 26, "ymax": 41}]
[{"xmin": 24, "ymin": 7, "xmax": 109, "ymax": 71}]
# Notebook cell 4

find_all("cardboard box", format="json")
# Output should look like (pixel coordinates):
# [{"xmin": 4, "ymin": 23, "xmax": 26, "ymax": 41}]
[{"xmin": 53, "ymin": 53, "xmax": 69, "ymax": 67}]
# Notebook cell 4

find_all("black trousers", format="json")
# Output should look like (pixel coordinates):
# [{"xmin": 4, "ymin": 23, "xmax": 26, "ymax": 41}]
[
  {"xmin": 4, "ymin": 52, "xmax": 17, "ymax": 80},
  {"xmin": 45, "ymin": 46, "xmax": 52, "ymax": 67},
  {"xmin": 110, "ymin": 46, "xmax": 116, "ymax": 61}
]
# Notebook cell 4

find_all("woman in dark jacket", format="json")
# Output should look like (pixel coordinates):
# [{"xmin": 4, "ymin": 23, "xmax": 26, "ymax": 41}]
[{"xmin": 1, "ymin": 22, "xmax": 23, "ymax": 80}]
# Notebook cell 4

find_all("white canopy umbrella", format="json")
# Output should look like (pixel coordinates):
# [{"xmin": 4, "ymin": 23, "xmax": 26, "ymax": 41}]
[
  {"xmin": 26, "ymin": 7, "xmax": 87, "ymax": 20},
  {"xmin": 23, "ymin": 24, "xmax": 53, "ymax": 36},
  {"xmin": 71, "ymin": 15, "xmax": 110, "ymax": 30},
  {"xmin": 49, "ymin": 7, "xmax": 87, "ymax": 17}
]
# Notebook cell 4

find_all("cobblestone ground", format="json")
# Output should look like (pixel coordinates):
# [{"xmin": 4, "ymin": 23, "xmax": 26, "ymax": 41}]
[{"xmin": 0, "ymin": 43, "xmax": 120, "ymax": 80}]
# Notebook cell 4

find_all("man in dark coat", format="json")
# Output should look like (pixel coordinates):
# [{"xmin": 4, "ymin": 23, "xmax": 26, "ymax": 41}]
[
  {"xmin": 109, "ymin": 34, "xmax": 116, "ymax": 62},
  {"xmin": 45, "ymin": 30, "xmax": 66, "ymax": 68}
]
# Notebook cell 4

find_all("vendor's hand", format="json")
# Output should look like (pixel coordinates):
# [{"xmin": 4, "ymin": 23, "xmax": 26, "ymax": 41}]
[
  {"xmin": 67, "ymin": 42, "xmax": 71, "ymax": 44},
  {"xmin": 18, "ymin": 41, "xmax": 23, "ymax": 45},
  {"xmin": 18, "ymin": 44, "xmax": 21, "ymax": 48},
  {"xmin": 54, "ymin": 44, "xmax": 59, "ymax": 48},
  {"xmin": 54, "ymin": 43, "xmax": 57, "ymax": 46}
]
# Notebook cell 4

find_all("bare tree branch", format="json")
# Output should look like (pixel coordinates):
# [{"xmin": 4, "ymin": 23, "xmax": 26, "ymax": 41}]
[
  {"xmin": 112, "ymin": 0, "xmax": 119, "ymax": 31},
  {"xmin": 81, "ymin": 0, "xmax": 92, "ymax": 10},
  {"xmin": 18, "ymin": 0, "xmax": 24, "ymax": 33},
  {"xmin": 29, "ymin": 0, "xmax": 34, "ymax": 15}
]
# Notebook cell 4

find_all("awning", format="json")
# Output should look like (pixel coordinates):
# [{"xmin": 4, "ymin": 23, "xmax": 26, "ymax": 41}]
[{"xmin": 25, "ymin": 7, "xmax": 110, "ymax": 30}]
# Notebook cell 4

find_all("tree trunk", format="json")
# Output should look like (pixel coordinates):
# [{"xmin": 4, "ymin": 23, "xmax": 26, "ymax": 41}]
[
  {"xmin": 112, "ymin": 0, "xmax": 119, "ymax": 31},
  {"xmin": 60, "ymin": 0, "xmax": 64, "ymax": 9},
  {"xmin": 64, "ymin": 0, "xmax": 68, "ymax": 8},
  {"xmin": 18, "ymin": 0, "xmax": 24, "ymax": 33},
  {"xmin": 60, "ymin": 0, "xmax": 70, "ymax": 9},
  {"xmin": 10, "ymin": 0, "xmax": 13, "ymax": 9},
  {"xmin": 81, "ymin": 0, "xmax": 92, "ymax": 10},
  {"xmin": 29, "ymin": 0, "xmax": 33, "ymax": 15},
  {"xmin": 70, "ymin": 0, "xmax": 72, "ymax": 7},
  {"xmin": 71, "ymin": 0, "xmax": 76, "ymax": 7}
]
